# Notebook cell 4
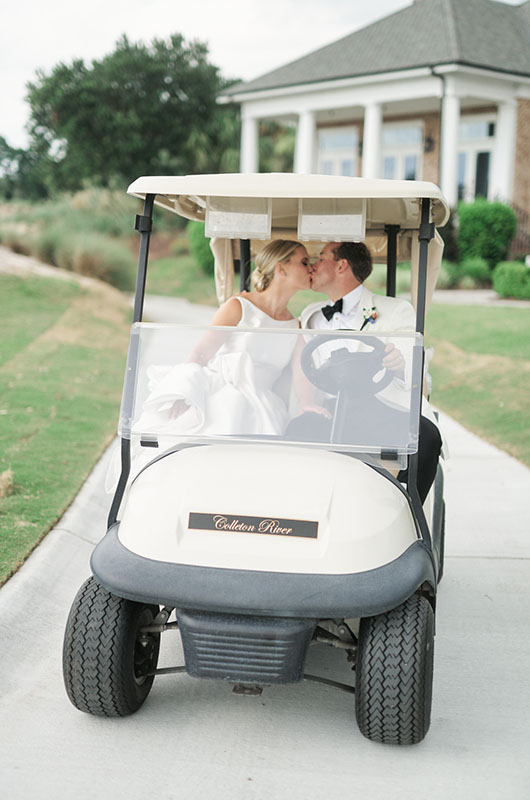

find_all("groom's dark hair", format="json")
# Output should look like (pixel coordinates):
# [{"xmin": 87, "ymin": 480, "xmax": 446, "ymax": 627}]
[{"xmin": 332, "ymin": 242, "xmax": 373, "ymax": 283}]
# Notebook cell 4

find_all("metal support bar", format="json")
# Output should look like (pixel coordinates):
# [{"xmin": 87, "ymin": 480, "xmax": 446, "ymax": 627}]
[
  {"xmin": 240, "ymin": 239, "xmax": 251, "ymax": 292},
  {"xmin": 415, "ymin": 198, "xmax": 434, "ymax": 335},
  {"xmin": 385, "ymin": 224, "xmax": 400, "ymax": 297},
  {"xmin": 132, "ymin": 194, "xmax": 155, "ymax": 323},
  {"xmin": 107, "ymin": 437, "xmax": 131, "ymax": 529}
]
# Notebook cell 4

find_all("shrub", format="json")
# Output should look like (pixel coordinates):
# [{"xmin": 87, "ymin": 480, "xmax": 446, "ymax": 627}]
[
  {"xmin": 438, "ymin": 210, "xmax": 459, "ymax": 263},
  {"xmin": 33, "ymin": 226, "xmax": 135, "ymax": 290},
  {"xmin": 458, "ymin": 199, "xmax": 517, "ymax": 269},
  {"xmin": 437, "ymin": 260, "xmax": 460, "ymax": 289},
  {"xmin": 187, "ymin": 221, "xmax": 214, "ymax": 275},
  {"xmin": 493, "ymin": 261, "xmax": 530, "ymax": 299},
  {"xmin": 459, "ymin": 256, "xmax": 491, "ymax": 286}
]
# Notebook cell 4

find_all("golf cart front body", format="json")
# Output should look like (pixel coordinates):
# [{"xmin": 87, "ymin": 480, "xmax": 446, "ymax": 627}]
[{"xmin": 64, "ymin": 173, "xmax": 449, "ymax": 744}]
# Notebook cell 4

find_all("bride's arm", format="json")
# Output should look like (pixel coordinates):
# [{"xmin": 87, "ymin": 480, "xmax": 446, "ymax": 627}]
[
  {"xmin": 187, "ymin": 297, "xmax": 242, "ymax": 366},
  {"xmin": 168, "ymin": 298, "xmax": 243, "ymax": 419}
]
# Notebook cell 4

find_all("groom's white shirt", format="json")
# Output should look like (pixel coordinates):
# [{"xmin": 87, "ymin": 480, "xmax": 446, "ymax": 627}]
[{"xmin": 300, "ymin": 286, "xmax": 416, "ymax": 332}]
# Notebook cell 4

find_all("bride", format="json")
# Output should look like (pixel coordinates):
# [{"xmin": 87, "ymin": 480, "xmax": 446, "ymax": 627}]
[{"xmin": 138, "ymin": 240, "xmax": 312, "ymax": 438}]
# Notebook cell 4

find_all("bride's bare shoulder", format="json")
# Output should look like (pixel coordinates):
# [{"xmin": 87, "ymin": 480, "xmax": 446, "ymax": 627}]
[{"xmin": 210, "ymin": 297, "xmax": 243, "ymax": 326}]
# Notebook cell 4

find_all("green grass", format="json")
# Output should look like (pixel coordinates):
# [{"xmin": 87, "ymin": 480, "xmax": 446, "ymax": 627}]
[
  {"xmin": 426, "ymin": 304, "xmax": 530, "ymax": 466},
  {"xmin": 0, "ymin": 273, "xmax": 130, "ymax": 585},
  {"xmin": 146, "ymin": 254, "xmax": 219, "ymax": 306}
]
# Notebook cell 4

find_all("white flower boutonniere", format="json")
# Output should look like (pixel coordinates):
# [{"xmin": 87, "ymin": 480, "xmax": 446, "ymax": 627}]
[{"xmin": 360, "ymin": 306, "xmax": 377, "ymax": 331}]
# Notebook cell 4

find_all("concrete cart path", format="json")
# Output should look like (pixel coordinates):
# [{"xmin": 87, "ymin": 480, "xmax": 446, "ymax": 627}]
[
  {"xmin": 1, "ymin": 291, "xmax": 529, "ymax": 798},
  {"xmin": 1, "ymin": 428, "xmax": 529, "ymax": 800}
]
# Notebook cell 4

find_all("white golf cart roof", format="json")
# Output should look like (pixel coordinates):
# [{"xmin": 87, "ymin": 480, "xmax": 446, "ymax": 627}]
[
  {"xmin": 127, "ymin": 173, "xmax": 449, "ymax": 230},
  {"xmin": 127, "ymin": 173, "xmax": 449, "ymax": 307}
]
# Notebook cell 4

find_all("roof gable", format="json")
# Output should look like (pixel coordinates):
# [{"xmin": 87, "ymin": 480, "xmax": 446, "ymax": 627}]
[{"xmin": 226, "ymin": 0, "xmax": 530, "ymax": 95}]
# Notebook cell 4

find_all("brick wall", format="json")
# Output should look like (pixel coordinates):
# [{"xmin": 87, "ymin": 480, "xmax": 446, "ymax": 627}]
[{"xmin": 513, "ymin": 99, "xmax": 530, "ymax": 216}]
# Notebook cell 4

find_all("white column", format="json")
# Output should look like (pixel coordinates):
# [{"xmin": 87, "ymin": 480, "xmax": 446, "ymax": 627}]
[
  {"xmin": 440, "ymin": 90, "xmax": 460, "ymax": 207},
  {"xmin": 294, "ymin": 110, "xmax": 316, "ymax": 174},
  {"xmin": 240, "ymin": 115, "xmax": 259, "ymax": 173},
  {"xmin": 361, "ymin": 102, "xmax": 382, "ymax": 178},
  {"xmin": 490, "ymin": 100, "xmax": 517, "ymax": 202}
]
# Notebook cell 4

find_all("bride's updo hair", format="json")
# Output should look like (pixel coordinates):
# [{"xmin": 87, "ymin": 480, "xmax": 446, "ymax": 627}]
[{"xmin": 251, "ymin": 240, "xmax": 303, "ymax": 292}]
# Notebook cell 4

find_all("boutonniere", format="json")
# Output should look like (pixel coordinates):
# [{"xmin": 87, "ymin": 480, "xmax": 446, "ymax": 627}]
[{"xmin": 360, "ymin": 306, "xmax": 377, "ymax": 331}]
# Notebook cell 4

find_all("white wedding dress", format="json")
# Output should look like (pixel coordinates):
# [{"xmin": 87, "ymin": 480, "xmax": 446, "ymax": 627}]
[
  {"xmin": 106, "ymin": 298, "xmax": 299, "ymax": 493},
  {"xmin": 137, "ymin": 297, "xmax": 300, "ymax": 439}
]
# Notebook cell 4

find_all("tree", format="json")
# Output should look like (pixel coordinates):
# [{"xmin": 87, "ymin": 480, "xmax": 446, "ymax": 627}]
[
  {"xmin": 259, "ymin": 121, "xmax": 295, "ymax": 173},
  {"xmin": 0, "ymin": 136, "xmax": 51, "ymax": 199},
  {"xmin": 25, "ymin": 34, "xmax": 239, "ymax": 190}
]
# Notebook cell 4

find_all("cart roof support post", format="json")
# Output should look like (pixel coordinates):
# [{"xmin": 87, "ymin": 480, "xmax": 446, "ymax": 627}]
[
  {"xmin": 385, "ymin": 224, "xmax": 400, "ymax": 297},
  {"xmin": 108, "ymin": 193, "xmax": 154, "ymax": 529},
  {"xmin": 240, "ymin": 239, "xmax": 251, "ymax": 292},
  {"xmin": 132, "ymin": 193, "xmax": 155, "ymax": 323},
  {"xmin": 407, "ymin": 197, "xmax": 436, "ymax": 563},
  {"xmin": 415, "ymin": 198, "xmax": 435, "ymax": 335}
]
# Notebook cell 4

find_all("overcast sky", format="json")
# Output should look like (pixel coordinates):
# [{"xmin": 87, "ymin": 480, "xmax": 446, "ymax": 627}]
[{"xmin": 1, "ymin": 0, "xmax": 523, "ymax": 149}]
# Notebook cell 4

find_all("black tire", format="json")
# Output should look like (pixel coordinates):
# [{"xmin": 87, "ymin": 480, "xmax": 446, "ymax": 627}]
[
  {"xmin": 355, "ymin": 594, "xmax": 434, "ymax": 745},
  {"xmin": 63, "ymin": 576, "xmax": 160, "ymax": 717}
]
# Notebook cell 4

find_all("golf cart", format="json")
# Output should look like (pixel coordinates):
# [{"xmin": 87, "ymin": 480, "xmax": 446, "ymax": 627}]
[{"xmin": 63, "ymin": 174, "xmax": 449, "ymax": 745}]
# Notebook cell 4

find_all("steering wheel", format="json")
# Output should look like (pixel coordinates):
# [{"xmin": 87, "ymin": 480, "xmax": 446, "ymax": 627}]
[{"xmin": 300, "ymin": 333, "xmax": 395, "ymax": 398}]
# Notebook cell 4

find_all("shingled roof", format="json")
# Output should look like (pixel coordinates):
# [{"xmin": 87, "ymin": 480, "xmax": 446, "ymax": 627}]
[{"xmin": 225, "ymin": 0, "xmax": 530, "ymax": 95}]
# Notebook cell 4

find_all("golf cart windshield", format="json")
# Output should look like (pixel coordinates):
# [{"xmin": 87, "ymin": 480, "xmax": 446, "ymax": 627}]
[{"xmin": 119, "ymin": 324, "xmax": 423, "ymax": 468}]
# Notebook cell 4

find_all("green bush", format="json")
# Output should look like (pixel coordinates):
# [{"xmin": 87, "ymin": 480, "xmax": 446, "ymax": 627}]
[
  {"xmin": 1, "ymin": 193, "xmax": 138, "ymax": 289},
  {"xmin": 438, "ymin": 210, "xmax": 459, "ymax": 263},
  {"xmin": 458, "ymin": 199, "xmax": 517, "ymax": 269},
  {"xmin": 493, "ymin": 261, "xmax": 530, "ymax": 299},
  {"xmin": 459, "ymin": 256, "xmax": 491, "ymax": 286},
  {"xmin": 437, "ymin": 260, "xmax": 460, "ymax": 289},
  {"xmin": 187, "ymin": 221, "xmax": 214, "ymax": 275}
]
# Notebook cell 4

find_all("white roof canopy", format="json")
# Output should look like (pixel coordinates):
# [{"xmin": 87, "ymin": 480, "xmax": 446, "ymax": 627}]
[
  {"xmin": 127, "ymin": 173, "xmax": 450, "ymax": 230},
  {"xmin": 127, "ymin": 173, "xmax": 449, "ymax": 308}
]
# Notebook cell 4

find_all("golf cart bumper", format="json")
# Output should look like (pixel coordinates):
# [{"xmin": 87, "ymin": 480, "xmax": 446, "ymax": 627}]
[{"xmin": 91, "ymin": 524, "xmax": 435, "ymax": 619}]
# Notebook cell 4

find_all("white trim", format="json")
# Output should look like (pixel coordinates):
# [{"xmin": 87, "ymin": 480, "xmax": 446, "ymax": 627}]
[
  {"xmin": 219, "ymin": 67, "xmax": 441, "ymax": 104},
  {"xmin": 219, "ymin": 64, "xmax": 530, "ymax": 106}
]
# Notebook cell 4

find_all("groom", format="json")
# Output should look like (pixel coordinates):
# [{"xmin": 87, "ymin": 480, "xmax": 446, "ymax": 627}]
[{"xmin": 298, "ymin": 241, "xmax": 442, "ymax": 504}]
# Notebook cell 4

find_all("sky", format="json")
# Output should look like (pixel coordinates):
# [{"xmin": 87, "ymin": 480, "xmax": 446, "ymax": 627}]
[{"xmin": 1, "ymin": 0, "xmax": 524, "ymax": 150}]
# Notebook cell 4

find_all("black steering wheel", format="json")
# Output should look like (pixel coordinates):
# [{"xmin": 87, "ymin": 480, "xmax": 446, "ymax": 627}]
[{"xmin": 300, "ymin": 333, "xmax": 394, "ymax": 398}]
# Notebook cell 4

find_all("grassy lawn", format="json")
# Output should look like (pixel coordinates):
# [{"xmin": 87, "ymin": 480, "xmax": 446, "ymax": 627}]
[
  {"xmin": 146, "ymin": 249, "xmax": 219, "ymax": 306},
  {"xmin": 426, "ymin": 304, "xmax": 530, "ymax": 466},
  {"xmin": 0, "ymin": 272, "xmax": 130, "ymax": 585}
]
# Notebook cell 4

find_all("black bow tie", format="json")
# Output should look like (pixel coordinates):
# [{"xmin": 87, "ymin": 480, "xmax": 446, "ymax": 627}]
[{"xmin": 321, "ymin": 298, "xmax": 343, "ymax": 321}]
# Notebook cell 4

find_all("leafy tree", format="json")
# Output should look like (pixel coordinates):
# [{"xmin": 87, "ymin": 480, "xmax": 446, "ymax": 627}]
[
  {"xmin": 25, "ymin": 34, "xmax": 238, "ymax": 190},
  {"xmin": 259, "ymin": 121, "xmax": 295, "ymax": 173},
  {"xmin": 0, "ymin": 135, "xmax": 51, "ymax": 199}
]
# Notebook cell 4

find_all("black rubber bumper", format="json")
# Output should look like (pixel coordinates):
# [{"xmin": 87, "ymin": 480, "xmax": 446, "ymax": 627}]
[{"xmin": 91, "ymin": 525, "xmax": 436, "ymax": 619}]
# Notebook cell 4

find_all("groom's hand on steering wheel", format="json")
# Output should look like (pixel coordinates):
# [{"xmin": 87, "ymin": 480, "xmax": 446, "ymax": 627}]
[{"xmin": 382, "ymin": 342, "xmax": 405, "ymax": 373}]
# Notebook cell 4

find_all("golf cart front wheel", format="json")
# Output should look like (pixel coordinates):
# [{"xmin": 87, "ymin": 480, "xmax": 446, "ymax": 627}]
[
  {"xmin": 63, "ymin": 576, "xmax": 160, "ymax": 717},
  {"xmin": 355, "ymin": 594, "xmax": 434, "ymax": 745}
]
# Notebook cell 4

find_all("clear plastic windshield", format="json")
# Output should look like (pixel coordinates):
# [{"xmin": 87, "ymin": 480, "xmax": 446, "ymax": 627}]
[{"xmin": 119, "ymin": 323, "xmax": 424, "ymax": 469}]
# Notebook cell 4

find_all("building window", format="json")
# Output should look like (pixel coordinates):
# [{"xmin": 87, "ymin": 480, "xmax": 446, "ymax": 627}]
[
  {"xmin": 317, "ymin": 127, "xmax": 359, "ymax": 176},
  {"xmin": 381, "ymin": 122, "xmax": 423, "ymax": 180},
  {"xmin": 457, "ymin": 114, "xmax": 495, "ymax": 202}
]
